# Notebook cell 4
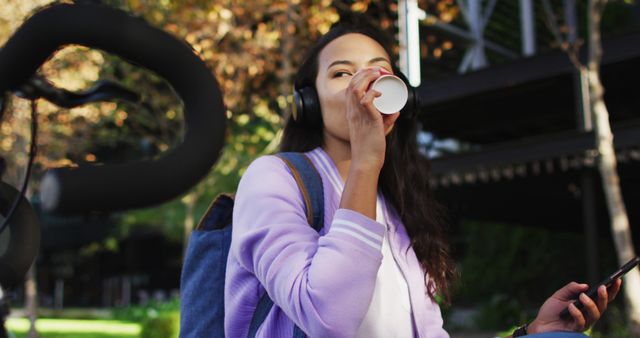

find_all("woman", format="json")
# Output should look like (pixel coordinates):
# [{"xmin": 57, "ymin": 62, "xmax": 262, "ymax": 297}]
[{"xmin": 225, "ymin": 16, "xmax": 621, "ymax": 338}]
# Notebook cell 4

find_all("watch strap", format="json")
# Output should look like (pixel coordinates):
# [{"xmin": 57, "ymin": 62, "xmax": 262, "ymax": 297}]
[{"xmin": 512, "ymin": 323, "xmax": 529, "ymax": 337}]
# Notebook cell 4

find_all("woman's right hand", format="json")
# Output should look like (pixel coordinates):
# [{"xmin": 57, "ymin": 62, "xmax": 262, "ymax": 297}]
[{"xmin": 344, "ymin": 67, "xmax": 400, "ymax": 172}]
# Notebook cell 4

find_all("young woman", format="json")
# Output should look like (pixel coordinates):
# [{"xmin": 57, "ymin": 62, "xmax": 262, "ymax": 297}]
[{"xmin": 224, "ymin": 17, "xmax": 621, "ymax": 338}]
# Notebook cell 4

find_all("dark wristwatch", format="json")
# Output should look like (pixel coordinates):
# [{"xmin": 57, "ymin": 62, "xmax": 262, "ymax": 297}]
[{"xmin": 512, "ymin": 323, "xmax": 529, "ymax": 337}]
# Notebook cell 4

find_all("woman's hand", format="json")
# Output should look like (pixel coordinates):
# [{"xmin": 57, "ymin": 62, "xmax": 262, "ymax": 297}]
[
  {"xmin": 527, "ymin": 279, "xmax": 622, "ymax": 334},
  {"xmin": 345, "ymin": 67, "xmax": 400, "ymax": 171}
]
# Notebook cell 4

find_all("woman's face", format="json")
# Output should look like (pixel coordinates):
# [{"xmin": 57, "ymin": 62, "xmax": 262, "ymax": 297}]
[{"xmin": 315, "ymin": 33, "xmax": 395, "ymax": 144}]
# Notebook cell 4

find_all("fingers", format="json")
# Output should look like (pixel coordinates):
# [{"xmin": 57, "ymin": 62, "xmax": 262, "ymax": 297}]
[
  {"xmin": 579, "ymin": 292, "xmax": 602, "ymax": 326},
  {"xmin": 360, "ymin": 88, "xmax": 382, "ymax": 105},
  {"xmin": 596, "ymin": 285, "xmax": 609, "ymax": 312},
  {"xmin": 568, "ymin": 302, "xmax": 587, "ymax": 331},
  {"xmin": 345, "ymin": 67, "xmax": 384, "ymax": 121},
  {"xmin": 556, "ymin": 282, "xmax": 589, "ymax": 301},
  {"xmin": 567, "ymin": 288, "xmax": 608, "ymax": 331},
  {"xmin": 359, "ymin": 89, "xmax": 382, "ymax": 118},
  {"xmin": 348, "ymin": 67, "xmax": 381, "ymax": 100},
  {"xmin": 608, "ymin": 278, "xmax": 622, "ymax": 301}
]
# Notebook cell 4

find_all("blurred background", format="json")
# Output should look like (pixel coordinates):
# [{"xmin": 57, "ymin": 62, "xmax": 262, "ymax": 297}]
[{"xmin": 1, "ymin": 0, "xmax": 640, "ymax": 337}]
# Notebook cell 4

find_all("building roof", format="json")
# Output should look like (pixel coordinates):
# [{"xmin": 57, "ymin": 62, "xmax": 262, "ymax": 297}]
[
  {"xmin": 419, "ymin": 31, "xmax": 640, "ymax": 145},
  {"xmin": 419, "ymin": 30, "xmax": 640, "ymax": 233}
]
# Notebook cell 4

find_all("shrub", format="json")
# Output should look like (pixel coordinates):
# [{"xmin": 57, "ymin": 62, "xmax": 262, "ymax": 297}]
[
  {"xmin": 140, "ymin": 311, "xmax": 179, "ymax": 338},
  {"xmin": 112, "ymin": 298, "xmax": 180, "ymax": 322},
  {"xmin": 473, "ymin": 293, "xmax": 530, "ymax": 331}
]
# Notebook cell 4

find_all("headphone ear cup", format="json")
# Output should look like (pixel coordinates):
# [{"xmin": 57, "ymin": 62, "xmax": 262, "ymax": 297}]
[
  {"xmin": 293, "ymin": 87, "xmax": 321, "ymax": 127},
  {"xmin": 404, "ymin": 85, "xmax": 419, "ymax": 120},
  {"xmin": 0, "ymin": 181, "xmax": 40, "ymax": 289},
  {"xmin": 292, "ymin": 89, "xmax": 304, "ymax": 123}
]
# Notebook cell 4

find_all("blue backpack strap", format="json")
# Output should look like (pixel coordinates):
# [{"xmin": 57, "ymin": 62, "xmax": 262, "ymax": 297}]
[
  {"xmin": 248, "ymin": 295, "xmax": 307, "ymax": 338},
  {"xmin": 292, "ymin": 325, "xmax": 306, "ymax": 338},
  {"xmin": 247, "ymin": 294, "xmax": 275, "ymax": 338},
  {"xmin": 277, "ymin": 152, "xmax": 324, "ymax": 232},
  {"xmin": 246, "ymin": 152, "xmax": 323, "ymax": 338}
]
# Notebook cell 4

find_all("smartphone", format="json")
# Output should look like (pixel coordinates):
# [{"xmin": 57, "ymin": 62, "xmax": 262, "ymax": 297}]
[{"xmin": 559, "ymin": 256, "xmax": 640, "ymax": 320}]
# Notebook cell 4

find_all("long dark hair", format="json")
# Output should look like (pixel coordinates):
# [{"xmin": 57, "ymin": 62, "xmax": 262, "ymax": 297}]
[{"xmin": 280, "ymin": 16, "xmax": 456, "ymax": 303}]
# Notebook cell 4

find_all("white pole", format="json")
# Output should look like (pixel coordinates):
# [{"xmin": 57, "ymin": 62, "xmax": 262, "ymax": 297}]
[
  {"xmin": 564, "ymin": 0, "xmax": 578, "ymax": 44},
  {"xmin": 398, "ymin": 0, "xmax": 409, "ymax": 76},
  {"xmin": 398, "ymin": 0, "xmax": 425, "ymax": 86},
  {"xmin": 520, "ymin": 0, "xmax": 536, "ymax": 56},
  {"xmin": 54, "ymin": 278, "xmax": 64, "ymax": 309},
  {"xmin": 468, "ymin": 0, "xmax": 487, "ymax": 69}
]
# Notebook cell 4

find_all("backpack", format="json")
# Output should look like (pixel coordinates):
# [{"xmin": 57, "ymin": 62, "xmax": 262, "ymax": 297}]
[{"xmin": 180, "ymin": 152, "xmax": 324, "ymax": 338}]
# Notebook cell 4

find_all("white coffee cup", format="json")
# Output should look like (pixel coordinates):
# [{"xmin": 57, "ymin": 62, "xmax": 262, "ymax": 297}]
[{"xmin": 370, "ymin": 72, "xmax": 408, "ymax": 115}]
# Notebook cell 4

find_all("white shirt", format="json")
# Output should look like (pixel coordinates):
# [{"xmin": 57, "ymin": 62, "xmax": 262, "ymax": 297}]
[{"xmin": 355, "ymin": 195, "xmax": 414, "ymax": 338}]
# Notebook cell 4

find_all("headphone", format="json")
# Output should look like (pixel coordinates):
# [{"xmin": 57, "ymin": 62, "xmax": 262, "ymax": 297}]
[{"xmin": 292, "ymin": 69, "xmax": 419, "ymax": 127}]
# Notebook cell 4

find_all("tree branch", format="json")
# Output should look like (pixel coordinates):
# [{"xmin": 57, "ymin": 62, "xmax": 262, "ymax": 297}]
[{"xmin": 542, "ymin": 0, "xmax": 583, "ymax": 69}]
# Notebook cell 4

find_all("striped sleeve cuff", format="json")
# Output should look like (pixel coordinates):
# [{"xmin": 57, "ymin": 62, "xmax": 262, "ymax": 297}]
[{"xmin": 329, "ymin": 208, "xmax": 386, "ymax": 252}]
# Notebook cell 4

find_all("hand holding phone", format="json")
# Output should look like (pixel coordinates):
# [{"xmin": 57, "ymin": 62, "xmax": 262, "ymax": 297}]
[{"xmin": 559, "ymin": 256, "xmax": 640, "ymax": 320}]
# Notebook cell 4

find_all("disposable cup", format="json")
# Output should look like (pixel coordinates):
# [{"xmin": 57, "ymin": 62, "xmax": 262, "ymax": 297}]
[{"xmin": 370, "ymin": 73, "xmax": 408, "ymax": 115}]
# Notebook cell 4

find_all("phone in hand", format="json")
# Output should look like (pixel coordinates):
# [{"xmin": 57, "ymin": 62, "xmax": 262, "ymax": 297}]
[{"xmin": 559, "ymin": 256, "xmax": 640, "ymax": 320}]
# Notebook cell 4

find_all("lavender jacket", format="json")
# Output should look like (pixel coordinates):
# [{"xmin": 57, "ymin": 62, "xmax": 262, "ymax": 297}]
[{"xmin": 225, "ymin": 147, "xmax": 449, "ymax": 338}]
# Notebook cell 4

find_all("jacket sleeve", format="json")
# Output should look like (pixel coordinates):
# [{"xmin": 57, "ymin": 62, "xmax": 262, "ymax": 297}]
[{"xmin": 231, "ymin": 155, "xmax": 386, "ymax": 338}]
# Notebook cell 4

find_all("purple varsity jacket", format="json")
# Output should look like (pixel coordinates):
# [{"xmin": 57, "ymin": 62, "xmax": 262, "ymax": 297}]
[{"xmin": 224, "ymin": 147, "xmax": 449, "ymax": 338}]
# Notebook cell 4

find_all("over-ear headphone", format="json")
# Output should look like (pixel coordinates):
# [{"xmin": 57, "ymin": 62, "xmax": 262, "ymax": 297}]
[
  {"xmin": 292, "ymin": 68, "xmax": 419, "ymax": 127},
  {"xmin": 292, "ymin": 86, "xmax": 322, "ymax": 127}
]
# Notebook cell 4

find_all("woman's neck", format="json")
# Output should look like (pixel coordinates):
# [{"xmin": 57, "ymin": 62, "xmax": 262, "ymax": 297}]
[{"xmin": 322, "ymin": 134, "xmax": 351, "ymax": 183}]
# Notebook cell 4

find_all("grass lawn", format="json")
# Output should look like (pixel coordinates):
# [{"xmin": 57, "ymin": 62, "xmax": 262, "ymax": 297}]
[{"xmin": 6, "ymin": 318, "xmax": 141, "ymax": 338}]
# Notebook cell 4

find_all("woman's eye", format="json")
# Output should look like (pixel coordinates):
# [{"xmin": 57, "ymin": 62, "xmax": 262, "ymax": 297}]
[{"xmin": 333, "ymin": 71, "xmax": 351, "ymax": 78}]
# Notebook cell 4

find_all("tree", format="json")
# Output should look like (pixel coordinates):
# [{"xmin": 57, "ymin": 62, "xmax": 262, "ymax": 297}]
[
  {"xmin": 108, "ymin": 0, "xmax": 341, "ymax": 248},
  {"xmin": 543, "ymin": 0, "xmax": 640, "ymax": 334},
  {"xmin": 0, "ymin": 0, "xmax": 414, "ymax": 312}
]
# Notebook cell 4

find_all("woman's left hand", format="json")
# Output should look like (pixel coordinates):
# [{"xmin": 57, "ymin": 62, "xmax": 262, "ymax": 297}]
[{"xmin": 527, "ymin": 279, "xmax": 622, "ymax": 334}]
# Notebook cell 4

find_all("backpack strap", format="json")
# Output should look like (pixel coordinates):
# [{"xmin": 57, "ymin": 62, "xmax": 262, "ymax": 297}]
[
  {"xmin": 247, "ymin": 152, "xmax": 323, "ymax": 338},
  {"xmin": 276, "ymin": 152, "xmax": 324, "ymax": 231}
]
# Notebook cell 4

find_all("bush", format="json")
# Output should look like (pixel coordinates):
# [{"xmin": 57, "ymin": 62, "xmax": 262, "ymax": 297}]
[
  {"xmin": 454, "ymin": 221, "xmax": 589, "ymax": 308},
  {"xmin": 449, "ymin": 220, "xmax": 624, "ymax": 333},
  {"xmin": 112, "ymin": 298, "xmax": 180, "ymax": 323},
  {"xmin": 473, "ymin": 293, "xmax": 530, "ymax": 331},
  {"xmin": 590, "ymin": 305, "xmax": 636, "ymax": 338},
  {"xmin": 140, "ymin": 311, "xmax": 179, "ymax": 338}
]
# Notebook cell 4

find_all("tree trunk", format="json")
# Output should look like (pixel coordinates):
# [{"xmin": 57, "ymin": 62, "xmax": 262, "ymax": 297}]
[
  {"xmin": 25, "ymin": 263, "xmax": 38, "ymax": 338},
  {"xmin": 1, "ymin": 285, "xmax": 9, "ymax": 338},
  {"xmin": 182, "ymin": 192, "xmax": 197, "ymax": 260},
  {"xmin": 587, "ymin": 0, "xmax": 640, "ymax": 334},
  {"xmin": 280, "ymin": 1, "xmax": 294, "ymax": 120},
  {"xmin": 589, "ymin": 64, "xmax": 640, "ymax": 334}
]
